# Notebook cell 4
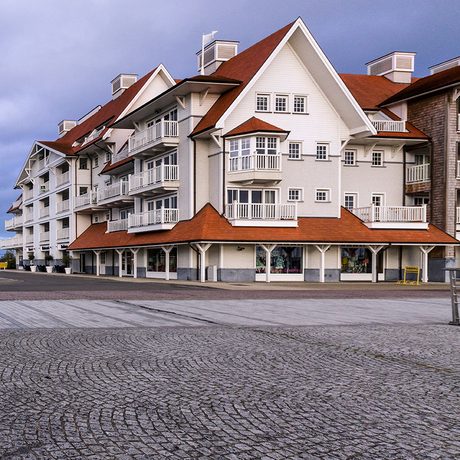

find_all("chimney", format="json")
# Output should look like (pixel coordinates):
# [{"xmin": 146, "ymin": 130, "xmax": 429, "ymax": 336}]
[
  {"xmin": 429, "ymin": 56, "xmax": 460, "ymax": 75},
  {"xmin": 58, "ymin": 120, "xmax": 77, "ymax": 138},
  {"xmin": 196, "ymin": 40, "xmax": 239, "ymax": 75},
  {"xmin": 366, "ymin": 52, "xmax": 416, "ymax": 84},
  {"xmin": 111, "ymin": 74, "xmax": 138, "ymax": 100}
]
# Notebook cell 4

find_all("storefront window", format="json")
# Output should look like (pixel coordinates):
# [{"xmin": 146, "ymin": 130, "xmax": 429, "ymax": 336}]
[
  {"xmin": 147, "ymin": 247, "xmax": 177, "ymax": 272},
  {"xmin": 256, "ymin": 246, "xmax": 302, "ymax": 274},
  {"xmin": 341, "ymin": 248, "xmax": 372, "ymax": 274}
]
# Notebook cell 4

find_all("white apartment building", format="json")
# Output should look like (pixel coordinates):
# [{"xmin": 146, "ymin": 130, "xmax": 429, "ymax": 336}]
[{"xmin": 3, "ymin": 18, "xmax": 457, "ymax": 282}]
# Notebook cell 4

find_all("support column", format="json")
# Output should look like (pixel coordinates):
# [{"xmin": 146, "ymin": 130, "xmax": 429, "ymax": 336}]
[
  {"xmin": 420, "ymin": 246, "xmax": 435, "ymax": 283},
  {"xmin": 93, "ymin": 250, "xmax": 101, "ymax": 277},
  {"xmin": 161, "ymin": 246, "xmax": 174, "ymax": 281},
  {"xmin": 193, "ymin": 243, "xmax": 212, "ymax": 282},
  {"xmin": 131, "ymin": 248, "xmax": 140, "ymax": 279},
  {"xmin": 367, "ymin": 245, "xmax": 385, "ymax": 283},
  {"xmin": 314, "ymin": 245, "xmax": 331, "ymax": 283},
  {"xmin": 115, "ymin": 249, "xmax": 124, "ymax": 278},
  {"xmin": 259, "ymin": 244, "xmax": 277, "ymax": 283}
]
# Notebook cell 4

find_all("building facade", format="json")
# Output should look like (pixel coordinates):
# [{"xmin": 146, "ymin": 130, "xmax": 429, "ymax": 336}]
[{"xmin": 2, "ymin": 18, "xmax": 457, "ymax": 282}]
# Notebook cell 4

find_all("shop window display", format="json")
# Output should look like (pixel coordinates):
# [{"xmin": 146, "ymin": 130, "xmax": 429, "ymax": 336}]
[
  {"xmin": 341, "ymin": 247, "xmax": 371, "ymax": 274},
  {"xmin": 147, "ymin": 247, "xmax": 177, "ymax": 273},
  {"xmin": 256, "ymin": 246, "xmax": 302, "ymax": 274}
]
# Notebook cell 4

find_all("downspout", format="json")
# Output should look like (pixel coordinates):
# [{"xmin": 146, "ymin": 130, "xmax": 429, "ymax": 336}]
[
  {"xmin": 403, "ymin": 147, "xmax": 406, "ymax": 206},
  {"xmin": 189, "ymin": 243, "xmax": 200, "ymax": 281},
  {"xmin": 192, "ymin": 138, "xmax": 197, "ymax": 216},
  {"xmin": 222, "ymin": 137, "xmax": 226, "ymax": 215}
]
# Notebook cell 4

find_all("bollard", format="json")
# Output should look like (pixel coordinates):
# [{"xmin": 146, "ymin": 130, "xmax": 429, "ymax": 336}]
[{"xmin": 445, "ymin": 268, "xmax": 460, "ymax": 326}]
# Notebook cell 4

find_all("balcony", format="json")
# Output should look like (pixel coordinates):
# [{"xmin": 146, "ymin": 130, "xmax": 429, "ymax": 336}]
[
  {"xmin": 406, "ymin": 164, "xmax": 430, "ymax": 183},
  {"xmin": 12, "ymin": 196, "xmax": 22, "ymax": 209},
  {"xmin": 74, "ymin": 191, "xmax": 97, "ymax": 212},
  {"xmin": 39, "ymin": 207, "xmax": 50, "ymax": 219},
  {"xmin": 351, "ymin": 205, "xmax": 428, "ymax": 229},
  {"xmin": 39, "ymin": 231, "xmax": 50, "ymax": 243},
  {"xmin": 25, "ymin": 211, "xmax": 34, "ymax": 223},
  {"xmin": 228, "ymin": 153, "xmax": 282, "ymax": 184},
  {"xmin": 129, "ymin": 165, "xmax": 179, "ymax": 196},
  {"xmin": 25, "ymin": 234, "xmax": 34, "ymax": 245},
  {"xmin": 128, "ymin": 208, "xmax": 179, "ymax": 233},
  {"xmin": 97, "ymin": 181, "xmax": 132, "ymax": 207},
  {"xmin": 107, "ymin": 219, "xmax": 128, "ymax": 233},
  {"xmin": 371, "ymin": 120, "xmax": 406, "ymax": 132},
  {"xmin": 56, "ymin": 171, "xmax": 70, "ymax": 187},
  {"xmin": 23, "ymin": 189, "xmax": 34, "ymax": 202},
  {"xmin": 128, "ymin": 121, "xmax": 179, "ymax": 155},
  {"xmin": 56, "ymin": 200, "xmax": 70, "ymax": 214},
  {"xmin": 5, "ymin": 215, "xmax": 23, "ymax": 231},
  {"xmin": 57, "ymin": 228, "xmax": 70, "ymax": 241},
  {"xmin": 1, "ymin": 235, "xmax": 23, "ymax": 249},
  {"xmin": 225, "ymin": 202, "xmax": 297, "ymax": 227}
]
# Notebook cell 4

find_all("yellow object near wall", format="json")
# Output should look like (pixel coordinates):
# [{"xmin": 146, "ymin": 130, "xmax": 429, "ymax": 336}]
[{"xmin": 396, "ymin": 266, "xmax": 421, "ymax": 285}]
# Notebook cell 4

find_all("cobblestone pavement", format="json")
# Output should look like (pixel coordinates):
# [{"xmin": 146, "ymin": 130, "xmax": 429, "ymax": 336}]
[{"xmin": 1, "ymin": 323, "xmax": 460, "ymax": 459}]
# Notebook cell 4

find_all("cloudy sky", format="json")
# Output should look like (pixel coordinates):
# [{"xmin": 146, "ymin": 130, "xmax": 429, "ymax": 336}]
[{"xmin": 0, "ymin": 0, "xmax": 459, "ymax": 245}]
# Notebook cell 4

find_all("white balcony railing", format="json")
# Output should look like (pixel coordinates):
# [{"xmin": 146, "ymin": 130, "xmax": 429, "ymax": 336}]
[
  {"xmin": 129, "ymin": 165, "xmax": 179, "ymax": 192},
  {"xmin": 38, "ymin": 158, "xmax": 46, "ymax": 170},
  {"xmin": 128, "ymin": 120, "xmax": 178, "ymax": 153},
  {"xmin": 57, "ymin": 228, "xmax": 70, "ymax": 241},
  {"xmin": 39, "ymin": 207, "xmax": 50, "ymax": 219},
  {"xmin": 351, "ymin": 205, "xmax": 427, "ymax": 223},
  {"xmin": 372, "ymin": 120, "xmax": 406, "ymax": 132},
  {"xmin": 111, "ymin": 145, "xmax": 129, "ymax": 164},
  {"xmin": 406, "ymin": 164, "xmax": 430, "ymax": 183},
  {"xmin": 5, "ymin": 215, "xmax": 23, "ymax": 230},
  {"xmin": 56, "ymin": 171, "xmax": 70, "ymax": 187},
  {"xmin": 128, "ymin": 209, "xmax": 179, "ymax": 229},
  {"xmin": 39, "ymin": 231, "xmax": 50, "ymax": 243},
  {"xmin": 229, "ymin": 153, "xmax": 281, "ymax": 172},
  {"xmin": 225, "ymin": 202, "xmax": 297, "ymax": 221},
  {"xmin": 97, "ymin": 181, "xmax": 129, "ymax": 203},
  {"xmin": 39, "ymin": 183, "xmax": 49, "ymax": 195},
  {"xmin": 23, "ymin": 189, "xmax": 34, "ymax": 202},
  {"xmin": 74, "ymin": 191, "xmax": 96, "ymax": 209},
  {"xmin": 25, "ymin": 211, "xmax": 34, "ymax": 223},
  {"xmin": 12, "ymin": 196, "xmax": 22, "ymax": 209},
  {"xmin": 25, "ymin": 234, "xmax": 34, "ymax": 245},
  {"xmin": 56, "ymin": 200, "xmax": 70, "ymax": 214},
  {"xmin": 81, "ymin": 126, "xmax": 105, "ymax": 146},
  {"xmin": 1, "ymin": 235, "xmax": 23, "ymax": 249},
  {"xmin": 107, "ymin": 219, "xmax": 128, "ymax": 233}
]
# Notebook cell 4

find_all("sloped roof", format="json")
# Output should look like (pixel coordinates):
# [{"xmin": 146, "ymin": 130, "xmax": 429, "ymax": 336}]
[
  {"xmin": 7, "ymin": 194, "xmax": 22, "ymax": 214},
  {"xmin": 371, "ymin": 108, "xmax": 429, "ymax": 140},
  {"xmin": 68, "ymin": 204, "xmax": 457, "ymax": 251},
  {"xmin": 224, "ymin": 117, "xmax": 289, "ymax": 137},
  {"xmin": 100, "ymin": 156, "xmax": 134, "ymax": 174},
  {"xmin": 382, "ymin": 66, "xmax": 460, "ymax": 105},
  {"xmin": 191, "ymin": 22, "xmax": 295, "ymax": 136}
]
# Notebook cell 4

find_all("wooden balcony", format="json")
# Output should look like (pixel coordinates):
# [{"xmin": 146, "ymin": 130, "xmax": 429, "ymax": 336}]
[
  {"xmin": 97, "ymin": 181, "xmax": 132, "ymax": 207},
  {"xmin": 225, "ymin": 202, "xmax": 297, "ymax": 227},
  {"xmin": 56, "ymin": 228, "xmax": 70, "ymax": 241},
  {"xmin": 74, "ymin": 191, "xmax": 97, "ymax": 212},
  {"xmin": 228, "ymin": 153, "xmax": 282, "ymax": 184},
  {"xmin": 23, "ymin": 189, "xmax": 34, "ymax": 202},
  {"xmin": 1, "ymin": 235, "xmax": 23, "ymax": 249},
  {"xmin": 128, "ymin": 208, "xmax": 179, "ymax": 233},
  {"xmin": 351, "ymin": 205, "xmax": 428, "ymax": 229},
  {"xmin": 107, "ymin": 219, "xmax": 128, "ymax": 233},
  {"xmin": 5, "ymin": 215, "xmax": 23, "ymax": 231},
  {"xmin": 56, "ymin": 171, "xmax": 70, "ymax": 187},
  {"xmin": 56, "ymin": 200, "xmax": 70, "ymax": 214},
  {"xmin": 371, "ymin": 120, "xmax": 406, "ymax": 132},
  {"xmin": 406, "ymin": 164, "xmax": 430, "ymax": 183},
  {"xmin": 128, "ymin": 165, "xmax": 179, "ymax": 196},
  {"xmin": 128, "ymin": 121, "xmax": 179, "ymax": 155}
]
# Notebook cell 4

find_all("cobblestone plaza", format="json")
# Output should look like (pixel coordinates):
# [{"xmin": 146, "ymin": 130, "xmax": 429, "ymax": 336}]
[{"xmin": 0, "ymin": 272, "xmax": 459, "ymax": 459}]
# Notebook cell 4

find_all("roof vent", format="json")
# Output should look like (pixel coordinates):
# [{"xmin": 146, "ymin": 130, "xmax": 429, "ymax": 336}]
[
  {"xmin": 58, "ymin": 120, "xmax": 77, "ymax": 138},
  {"xmin": 429, "ymin": 56, "xmax": 460, "ymax": 75},
  {"xmin": 366, "ymin": 52, "xmax": 416, "ymax": 83},
  {"xmin": 111, "ymin": 74, "xmax": 138, "ymax": 100},
  {"xmin": 196, "ymin": 40, "xmax": 239, "ymax": 75}
]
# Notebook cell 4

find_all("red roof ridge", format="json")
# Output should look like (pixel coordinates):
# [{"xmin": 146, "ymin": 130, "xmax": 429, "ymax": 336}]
[{"xmin": 224, "ymin": 116, "xmax": 289, "ymax": 137}]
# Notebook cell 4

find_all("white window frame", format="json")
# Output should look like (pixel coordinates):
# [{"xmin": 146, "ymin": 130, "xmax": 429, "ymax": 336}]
[
  {"xmin": 344, "ymin": 193, "xmax": 358, "ymax": 210},
  {"xmin": 288, "ymin": 142, "xmax": 301, "ymax": 160},
  {"xmin": 293, "ymin": 95, "xmax": 308, "ymax": 114},
  {"xmin": 372, "ymin": 150, "xmax": 384, "ymax": 167},
  {"xmin": 256, "ymin": 93, "xmax": 270, "ymax": 112},
  {"xmin": 316, "ymin": 143, "xmax": 329, "ymax": 161},
  {"xmin": 288, "ymin": 188, "xmax": 303, "ymax": 202},
  {"xmin": 414, "ymin": 196, "xmax": 429, "ymax": 206},
  {"xmin": 79, "ymin": 158, "xmax": 88, "ymax": 170},
  {"xmin": 371, "ymin": 193, "xmax": 385, "ymax": 207},
  {"xmin": 344, "ymin": 150, "xmax": 356, "ymax": 166},
  {"xmin": 275, "ymin": 94, "xmax": 289, "ymax": 113},
  {"xmin": 94, "ymin": 155, "xmax": 99, "ymax": 168},
  {"xmin": 315, "ymin": 188, "xmax": 331, "ymax": 202}
]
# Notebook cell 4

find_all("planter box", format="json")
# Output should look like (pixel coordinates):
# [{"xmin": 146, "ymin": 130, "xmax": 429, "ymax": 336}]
[
  {"xmin": 65, "ymin": 267, "xmax": 72, "ymax": 275},
  {"xmin": 30, "ymin": 266, "xmax": 37, "ymax": 272},
  {"xmin": 46, "ymin": 266, "xmax": 53, "ymax": 273}
]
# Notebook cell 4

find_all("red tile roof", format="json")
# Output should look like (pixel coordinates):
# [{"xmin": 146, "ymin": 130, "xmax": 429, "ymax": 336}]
[
  {"xmin": 100, "ymin": 156, "xmax": 134, "ymax": 174},
  {"xmin": 382, "ymin": 66, "xmax": 460, "ymax": 105},
  {"xmin": 191, "ymin": 22, "xmax": 295, "ymax": 137},
  {"xmin": 68, "ymin": 204, "xmax": 457, "ymax": 251},
  {"xmin": 224, "ymin": 117, "xmax": 289, "ymax": 137}
]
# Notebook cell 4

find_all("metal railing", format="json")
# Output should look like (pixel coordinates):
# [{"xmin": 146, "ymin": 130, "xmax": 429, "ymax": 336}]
[
  {"xmin": 129, "ymin": 165, "xmax": 179, "ymax": 192},
  {"xmin": 56, "ymin": 171, "xmax": 70, "ymax": 187},
  {"xmin": 372, "ymin": 120, "xmax": 406, "ymax": 132},
  {"xmin": 107, "ymin": 219, "xmax": 128, "ymax": 233},
  {"xmin": 351, "ymin": 205, "xmax": 426, "ymax": 223},
  {"xmin": 128, "ymin": 120, "xmax": 178, "ymax": 153},
  {"xmin": 229, "ymin": 153, "xmax": 281, "ymax": 172},
  {"xmin": 97, "ymin": 181, "xmax": 129, "ymax": 202},
  {"xmin": 128, "ymin": 208, "xmax": 179, "ymax": 229},
  {"xmin": 406, "ymin": 164, "xmax": 430, "ymax": 183},
  {"xmin": 225, "ymin": 202, "xmax": 297, "ymax": 221}
]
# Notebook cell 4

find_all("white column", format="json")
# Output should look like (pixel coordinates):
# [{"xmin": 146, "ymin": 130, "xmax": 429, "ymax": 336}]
[
  {"xmin": 420, "ymin": 246, "xmax": 435, "ymax": 283},
  {"xmin": 94, "ymin": 250, "xmax": 101, "ymax": 277},
  {"xmin": 314, "ymin": 245, "xmax": 331, "ymax": 283},
  {"xmin": 115, "ymin": 249, "xmax": 124, "ymax": 278},
  {"xmin": 194, "ymin": 243, "xmax": 212, "ymax": 282},
  {"xmin": 367, "ymin": 246, "xmax": 385, "ymax": 283},
  {"xmin": 131, "ymin": 248, "xmax": 140, "ymax": 279},
  {"xmin": 161, "ymin": 246, "xmax": 174, "ymax": 281},
  {"xmin": 259, "ymin": 244, "xmax": 277, "ymax": 283}
]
